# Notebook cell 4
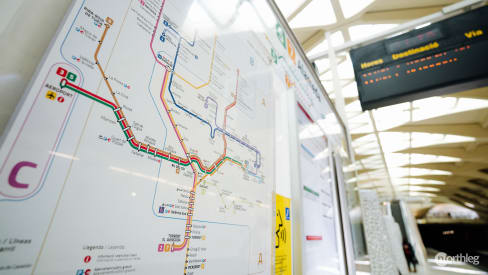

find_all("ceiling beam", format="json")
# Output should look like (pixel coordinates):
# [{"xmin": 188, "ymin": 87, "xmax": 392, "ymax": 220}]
[
  {"xmin": 298, "ymin": 0, "xmax": 375, "ymax": 48},
  {"xmin": 350, "ymin": 133, "xmax": 370, "ymax": 140},
  {"xmin": 483, "ymin": 112, "xmax": 488, "ymax": 128},
  {"xmin": 404, "ymin": 175, "xmax": 488, "ymax": 192},
  {"xmin": 387, "ymin": 123, "xmax": 488, "ymax": 138},
  {"xmin": 455, "ymin": 189, "xmax": 488, "ymax": 202},
  {"xmin": 405, "ymin": 174, "xmax": 470, "ymax": 182},
  {"xmin": 450, "ymin": 198, "xmax": 488, "ymax": 217},
  {"xmin": 344, "ymin": 96, "xmax": 358, "ymax": 105},
  {"xmin": 286, "ymin": 0, "xmax": 313, "ymax": 22},
  {"xmin": 302, "ymin": 30, "xmax": 326, "ymax": 52},
  {"xmin": 357, "ymin": 168, "xmax": 379, "ymax": 175},
  {"xmin": 318, "ymin": 55, "xmax": 347, "ymax": 75},
  {"xmin": 403, "ymin": 162, "xmax": 488, "ymax": 180},
  {"xmin": 452, "ymin": 196, "xmax": 488, "ymax": 209},
  {"xmin": 427, "ymin": 190, "xmax": 488, "ymax": 211},
  {"xmin": 397, "ymin": 144, "xmax": 488, "ymax": 163},
  {"xmin": 449, "ymin": 86, "xmax": 488, "ymax": 100},
  {"xmin": 360, "ymin": 6, "xmax": 446, "ymax": 24},
  {"xmin": 354, "ymin": 154, "xmax": 375, "ymax": 161},
  {"xmin": 453, "ymin": 193, "xmax": 487, "ymax": 205}
]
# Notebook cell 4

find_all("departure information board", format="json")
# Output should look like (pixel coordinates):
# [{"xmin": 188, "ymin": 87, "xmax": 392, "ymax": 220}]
[{"xmin": 350, "ymin": 6, "xmax": 488, "ymax": 110}]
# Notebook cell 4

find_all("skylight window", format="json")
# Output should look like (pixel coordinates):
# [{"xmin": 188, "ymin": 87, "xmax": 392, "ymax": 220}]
[
  {"xmin": 379, "ymin": 132, "xmax": 410, "ymax": 153},
  {"xmin": 321, "ymin": 80, "xmax": 333, "ymax": 91},
  {"xmin": 384, "ymin": 153, "xmax": 410, "ymax": 167},
  {"xmin": 290, "ymin": 0, "xmax": 337, "ymax": 28},
  {"xmin": 412, "ymin": 97, "xmax": 488, "ymax": 122},
  {"xmin": 339, "ymin": 0, "xmax": 374, "ymax": 18},
  {"xmin": 372, "ymin": 103, "xmax": 411, "ymax": 130},
  {"xmin": 314, "ymin": 58, "xmax": 330, "ymax": 72},
  {"xmin": 337, "ymin": 57, "xmax": 355, "ymax": 80},
  {"xmin": 307, "ymin": 31, "xmax": 345, "ymax": 57},
  {"xmin": 355, "ymin": 145, "xmax": 380, "ymax": 155},
  {"xmin": 274, "ymin": 0, "xmax": 307, "ymax": 18},
  {"xmin": 346, "ymin": 101, "xmax": 362, "ymax": 112}
]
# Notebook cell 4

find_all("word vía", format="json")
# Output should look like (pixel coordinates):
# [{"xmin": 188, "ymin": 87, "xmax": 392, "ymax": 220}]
[{"xmin": 465, "ymin": 29, "xmax": 483, "ymax": 39}]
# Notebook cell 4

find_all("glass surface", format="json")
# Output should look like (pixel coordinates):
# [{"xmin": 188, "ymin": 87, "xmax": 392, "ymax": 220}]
[
  {"xmin": 297, "ymin": 105, "xmax": 341, "ymax": 275},
  {"xmin": 271, "ymin": 3, "xmax": 347, "ymax": 273},
  {"xmin": 0, "ymin": 0, "xmax": 300, "ymax": 274}
]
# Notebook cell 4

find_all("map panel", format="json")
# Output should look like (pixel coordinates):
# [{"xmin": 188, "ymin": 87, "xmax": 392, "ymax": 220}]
[{"xmin": 0, "ymin": 1, "xmax": 301, "ymax": 274}]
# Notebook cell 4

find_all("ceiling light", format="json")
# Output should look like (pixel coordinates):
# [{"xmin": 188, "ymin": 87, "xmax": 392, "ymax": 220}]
[
  {"xmin": 396, "ymin": 186, "xmax": 440, "ymax": 192},
  {"xmin": 406, "ymin": 192, "xmax": 437, "ymax": 197},
  {"xmin": 395, "ymin": 179, "xmax": 446, "ymax": 186}
]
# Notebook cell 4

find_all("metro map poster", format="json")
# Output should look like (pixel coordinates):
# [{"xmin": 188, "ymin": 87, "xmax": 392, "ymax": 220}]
[{"xmin": 0, "ymin": 0, "xmax": 297, "ymax": 274}]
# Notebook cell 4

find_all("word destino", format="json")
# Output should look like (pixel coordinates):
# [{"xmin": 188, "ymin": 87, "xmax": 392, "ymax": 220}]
[{"xmin": 360, "ymin": 42, "xmax": 439, "ymax": 69}]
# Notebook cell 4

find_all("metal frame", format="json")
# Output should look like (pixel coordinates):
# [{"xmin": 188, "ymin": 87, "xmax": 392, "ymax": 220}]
[
  {"xmin": 267, "ymin": 1, "xmax": 355, "ymax": 274},
  {"xmin": 267, "ymin": 0, "xmax": 353, "ymax": 160},
  {"xmin": 285, "ymin": 87, "xmax": 304, "ymax": 275},
  {"xmin": 329, "ymin": 148, "xmax": 349, "ymax": 275},
  {"xmin": 332, "ymin": 151, "xmax": 357, "ymax": 275}
]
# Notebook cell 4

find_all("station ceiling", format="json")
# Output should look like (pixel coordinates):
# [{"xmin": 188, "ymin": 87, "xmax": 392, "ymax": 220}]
[{"xmin": 276, "ymin": 0, "xmax": 488, "ymax": 219}]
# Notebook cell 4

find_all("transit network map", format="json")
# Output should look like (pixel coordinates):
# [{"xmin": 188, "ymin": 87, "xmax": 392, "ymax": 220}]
[{"xmin": 0, "ymin": 0, "xmax": 302, "ymax": 274}]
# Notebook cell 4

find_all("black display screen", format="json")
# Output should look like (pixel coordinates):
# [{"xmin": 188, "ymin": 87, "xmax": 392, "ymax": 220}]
[
  {"xmin": 350, "ymin": 6, "xmax": 488, "ymax": 111},
  {"xmin": 386, "ymin": 28, "xmax": 443, "ymax": 53}
]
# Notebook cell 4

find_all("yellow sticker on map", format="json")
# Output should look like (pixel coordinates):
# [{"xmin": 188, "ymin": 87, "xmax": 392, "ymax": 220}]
[{"xmin": 275, "ymin": 194, "xmax": 291, "ymax": 275}]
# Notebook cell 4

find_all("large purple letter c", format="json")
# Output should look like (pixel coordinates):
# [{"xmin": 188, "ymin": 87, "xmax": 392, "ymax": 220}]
[{"xmin": 8, "ymin": 161, "xmax": 37, "ymax": 189}]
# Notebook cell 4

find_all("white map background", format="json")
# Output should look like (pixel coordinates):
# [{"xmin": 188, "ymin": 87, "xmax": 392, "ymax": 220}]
[{"xmin": 0, "ymin": 1, "xmax": 289, "ymax": 274}]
